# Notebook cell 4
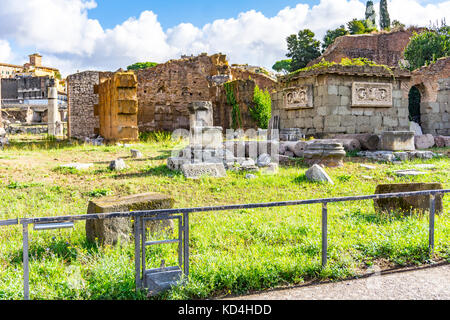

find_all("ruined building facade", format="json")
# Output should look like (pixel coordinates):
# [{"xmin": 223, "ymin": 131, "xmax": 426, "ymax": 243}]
[
  {"xmin": 272, "ymin": 65, "xmax": 411, "ymax": 137},
  {"xmin": 67, "ymin": 54, "xmax": 277, "ymax": 140}
]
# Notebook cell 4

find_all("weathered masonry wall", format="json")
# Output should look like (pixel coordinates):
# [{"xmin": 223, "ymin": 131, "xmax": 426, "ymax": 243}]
[
  {"xmin": 67, "ymin": 54, "xmax": 277, "ymax": 138},
  {"xmin": 410, "ymin": 57, "xmax": 450, "ymax": 135},
  {"xmin": 135, "ymin": 53, "xmax": 276, "ymax": 132},
  {"xmin": 67, "ymin": 71, "xmax": 112, "ymax": 139},
  {"xmin": 272, "ymin": 65, "xmax": 411, "ymax": 136},
  {"xmin": 309, "ymin": 30, "xmax": 414, "ymax": 68},
  {"xmin": 216, "ymin": 79, "xmax": 260, "ymax": 130},
  {"xmin": 136, "ymin": 53, "xmax": 231, "ymax": 132}
]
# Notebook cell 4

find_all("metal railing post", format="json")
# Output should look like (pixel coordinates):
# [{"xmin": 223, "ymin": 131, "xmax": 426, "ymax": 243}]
[
  {"xmin": 429, "ymin": 195, "xmax": 436, "ymax": 255},
  {"xmin": 322, "ymin": 203, "xmax": 328, "ymax": 268},
  {"xmin": 183, "ymin": 212, "xmax": 189, "ymax": 277},
  {"xmin": 22, "ymin": 221, "xmax": 30, "ymax": 300},
  {"xmin": 134, "ymin": 215, "xmax": 141, "ymax": 290}
]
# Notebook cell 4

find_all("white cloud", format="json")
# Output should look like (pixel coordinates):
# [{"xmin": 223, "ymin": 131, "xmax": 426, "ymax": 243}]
[
  {"xmin": 0, "ymin": 0, "xmax": 449, "ymax": 76},
  {"xmin": 0, "ymin": 0, "xmax": 102, "ymax": 55},
  {"xmin": 0, "ymin": 40, "xmax": 12, "ymax": 61}
]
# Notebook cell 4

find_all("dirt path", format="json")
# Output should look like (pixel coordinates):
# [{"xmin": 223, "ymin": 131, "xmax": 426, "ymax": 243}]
[{"xmin": 228, "ymin": 263, "xmax": 450, "ymax": 300}]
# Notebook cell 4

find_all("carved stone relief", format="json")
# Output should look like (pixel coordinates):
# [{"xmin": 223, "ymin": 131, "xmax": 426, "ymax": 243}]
[
  {"xmin": 283, "ymin": 86, "xmax": 313, "ymax": 109},
  {"xmin": 352, "ymin": 82, "xmax": 392, "ymax": 107}
]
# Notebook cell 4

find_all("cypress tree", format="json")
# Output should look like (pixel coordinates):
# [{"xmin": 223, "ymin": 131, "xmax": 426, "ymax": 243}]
[
  {"xmin": 380, "ymin": 0, "xmax": 391, "ymax": 30},
  {"xmin": 365, "ymin": 1, "xmax": 376, "ymax": 27}
]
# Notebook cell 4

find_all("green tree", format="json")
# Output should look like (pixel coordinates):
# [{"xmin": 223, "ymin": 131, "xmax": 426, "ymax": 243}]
[
  {"xmin": 347, "ymin": 19, "xmax": 377, "ymax": 35},
  {"xmin": 322, "ymin": 25, "xmax": 349, "ymax": 50},
  {"xmin": 127, "ymin": 62, "xmax": 158, "ymax": 71},
  {"xmin": 380, "ymin": 0, "xmax": 391, "ymax": 30},
  {"xmin": 286, "ymin": 29, "xmax": 321, "ymax": 72},
  {"xmin": 365, "ymin": 1, "xmax": 376, "ymax": 27},
  {"xmin": 404, "ymin": 26, "xmax": 450, "ymax": 70},
  {"xmin": 272, "ymin": 59, "xmax": 292, "ymax": 74},
  {"xmin": 391, "ymin": 20, "xmax": 405, "ymax": 29},
  {"xmin": 250, "ymin": 85, "xmax": 272, "ymax": 129}
]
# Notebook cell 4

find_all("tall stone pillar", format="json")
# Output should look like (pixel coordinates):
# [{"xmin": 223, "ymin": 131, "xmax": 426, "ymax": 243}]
[{"xmin": 48, "ymin": 86, "xmax": 63, "ymax": 136}]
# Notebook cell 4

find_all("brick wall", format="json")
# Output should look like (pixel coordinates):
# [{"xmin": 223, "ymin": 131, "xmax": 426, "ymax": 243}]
[
  {"xmin": 67, "ymin": 71, "xmax": 112, "ymax": 139},
  {"xmin": 309, "ymin": 30, "xmax": 413, "ymax": 67},
  {"xmin": 135, "ymin": 53, "xmax": 231, "ymax": 132}
]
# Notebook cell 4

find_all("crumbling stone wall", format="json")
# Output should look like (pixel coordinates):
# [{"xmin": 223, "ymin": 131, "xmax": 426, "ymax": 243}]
[
  {"xmin": 67, "ymin": 71, "xmax": 112, "ymax": 139},
  {"xmin": 309, "ymin": 30, "xmax": 413, "ymax": 68},
  {"xmin": 272, "ymin": 65, "xmax": 411, "ymax": 136},
  {"xmin": 217, "ymin": 79, "xmax": 259, "ymax": 130},
  {"xmin": 67, "ymin": 54, "xmax": 277, "ymax": 137},
  {"xmin": 136, "ymin": 53, "xmax": 231, "ymax": 132},
  {"xmin": 136, "ymin": 53, "xmax": 277, "ymax": 132},
  {"xmin": 410, "ymin": 57, "xmax": 450, "ymax": 135},
  {"xmin": 230, "ymin": 67, "xmax": 276, "ymax": 91}
]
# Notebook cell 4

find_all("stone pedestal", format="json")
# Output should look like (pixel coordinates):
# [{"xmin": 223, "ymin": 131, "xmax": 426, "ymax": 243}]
[
  {"xmin": 380, "ymin": 131, "xmax": 415, "ymax": 151},
  {"xmin": 304, "ymin": 142, "xmax": 346, "ymax": 167},
  {"xmin": 188, "ymin": 101, "xmax": 213, "ymax": 127},
  {"xmin": 86, "ymin": 193, "xmax": 175, "ymax": 245}
]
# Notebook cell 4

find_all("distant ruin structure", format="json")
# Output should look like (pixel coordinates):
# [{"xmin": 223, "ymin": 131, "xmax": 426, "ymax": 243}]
[{"xmin": 67, "ymin": 53, "xmax": 276, "ymax": 140}]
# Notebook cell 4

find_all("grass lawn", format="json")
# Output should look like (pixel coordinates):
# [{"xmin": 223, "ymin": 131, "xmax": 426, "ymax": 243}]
[{"xmin": 0, "ymin": 134, "xmax": 448, "ymax": 300}]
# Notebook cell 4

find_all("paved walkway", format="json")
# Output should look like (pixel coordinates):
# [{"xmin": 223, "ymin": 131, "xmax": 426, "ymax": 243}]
[{"xmin": 229, "ymin": 263, "xmax": 450, "ymax": 300}]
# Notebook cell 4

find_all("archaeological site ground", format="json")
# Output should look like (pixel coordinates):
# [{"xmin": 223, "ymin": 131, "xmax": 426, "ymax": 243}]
[{"xmin": 0, "ymin": 0, "xmax": 449, "ymax": 301}]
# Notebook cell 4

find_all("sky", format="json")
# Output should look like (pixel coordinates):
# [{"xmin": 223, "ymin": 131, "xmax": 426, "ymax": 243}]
[{"xmin": 0, "ymin": 0, "xmax": 448, "ymax": 76}]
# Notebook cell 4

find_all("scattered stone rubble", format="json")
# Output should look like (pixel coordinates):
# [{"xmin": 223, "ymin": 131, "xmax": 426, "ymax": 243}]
[
  {"xmin": 131, "ymin": 149, "xmax": 143, "ymax": 158},
  {"xmin": 167, "ymin": 101, "xmax": 279, "ymax": 178},
  {"xmin": 305, "ymin": 164, "xmax": 334, "ymax": 184},
  {"xmin": 357, "ymin": 150, "xmax": 438, "ymax": 162},
  {"xmin": 109, "ymin": 158, "xmax": 127, "ymax": 171}
]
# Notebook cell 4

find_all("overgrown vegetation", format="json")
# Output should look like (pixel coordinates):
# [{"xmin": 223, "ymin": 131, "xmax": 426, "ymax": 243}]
[
  {"xmin": 139, "ymin": 131, "xmax": 172, "ymax": 143},
  {"xmin": 224, "ymin": 81, "xmax": 242, "ymax": 130},
  {"xmin": 127, "ymin": 62, "xmax": 159, "ymax": 71},
  {"xmin": 0, "ymin": 136, "xmax": 448, "ymax": 300},
  {"xmin": 404, "ymin": 24, "xmax": 450, "ymax": 70},
  {"xmin": 288, "ymin": 57, "xmax": 394, "ymax": 78},
  {"xmin": 249, "ymin": 85, "xmax": 271, "ymax": 129}
]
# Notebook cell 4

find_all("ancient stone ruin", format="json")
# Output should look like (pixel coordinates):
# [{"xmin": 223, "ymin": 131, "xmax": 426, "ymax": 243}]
[
  {"xmin": 94, "ymin": 71, "xmax": 139, "ymax": 143},
  {"xmin": 67, "ymin": 54, "xmax": 276, "ymax": 141}
]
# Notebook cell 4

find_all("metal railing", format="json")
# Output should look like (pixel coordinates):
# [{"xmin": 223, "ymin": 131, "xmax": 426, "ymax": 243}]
[{"xmin": 0, "ymin": 189, "xmax": 448, "ymax": 300}]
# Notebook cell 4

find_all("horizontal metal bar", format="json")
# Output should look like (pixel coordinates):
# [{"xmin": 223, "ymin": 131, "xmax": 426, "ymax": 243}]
[
  {"xmin": 0, "ymin": 218, "xmax": 18, "ymax": 226},
  {"xmin": 33, "ymin": 222, "xmax": 74, "ymax": 231},
  {"xmin": 145, "ymin": 239, "xmax": 180, "ymax": 246},
  {"xmin": 143, "ymin": 215, "xmax": 181, "ymax": 222},
  {"xmin": 20, "ymin": 189, "xmax": 450, "ymax": 225}
]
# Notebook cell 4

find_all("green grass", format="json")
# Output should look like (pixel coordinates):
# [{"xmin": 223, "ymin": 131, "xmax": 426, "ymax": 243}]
[{"xmin": 0, "ymin": 135, "xmax": 448, "ymax": 300}]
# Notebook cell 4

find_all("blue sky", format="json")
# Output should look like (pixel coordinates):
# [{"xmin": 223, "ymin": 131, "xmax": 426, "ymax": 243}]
[
  {"xmin": 0, "ymin": 0, "xmax": 448, "ymax": 75},
  {"xmin": 90, "ymin": 0, "xmax": 443, "ymax": 29},
  {"xmin": 89, "ymin": 0, "xmax": 321, "ymax": 29}
]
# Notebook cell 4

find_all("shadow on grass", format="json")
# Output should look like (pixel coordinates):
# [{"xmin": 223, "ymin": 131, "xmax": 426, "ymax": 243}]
[
  {"xmin": 9, "ymin": 237, "xmax": 100, "ymax": 265},
  {"xmin": 7, "ymin": 138, "xmax": 80, "ymax": 151},
  {"xmin": 343, "ymin": 208, "xmax": 429, "ymax": 226},
  {"xmin": 111, "ymin": 164, "xmax": 183, "ymax": 179}
]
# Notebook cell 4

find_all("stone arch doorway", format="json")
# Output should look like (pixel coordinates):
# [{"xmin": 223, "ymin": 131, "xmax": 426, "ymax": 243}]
[{"xmin": 408, "ymin": 86, "xmax": 422, "ymax": 124}]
